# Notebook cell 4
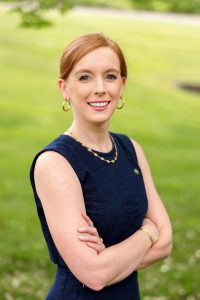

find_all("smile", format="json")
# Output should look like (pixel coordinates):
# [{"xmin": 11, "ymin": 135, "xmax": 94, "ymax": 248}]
[{"xmin": 87, "ymin": 101, "xmax": 111, "ymax": 107}]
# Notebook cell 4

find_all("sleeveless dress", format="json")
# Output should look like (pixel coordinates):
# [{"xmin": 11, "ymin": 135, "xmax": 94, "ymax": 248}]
[{"xmin": 30, "ymin": 131, "xmax": 148, "ymax": 300}]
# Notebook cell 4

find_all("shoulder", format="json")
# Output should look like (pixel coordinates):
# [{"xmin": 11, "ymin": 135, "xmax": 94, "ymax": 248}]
[
  {"xmin": 33, "ymin": 150, "xmax": 82, "ymax": 210},
  {"xmin": 35, "ymin": 150, "xmax": 68, "ymax": 169},
  {"xmin": 111, "ymin": 131, "xmax": 144, "ymax": 157},
  {"xmin": 130, "ymin": 138, "xmax": 144, "ymax": 158},
  {"xmin": 33, "ymin": 135, "xmax": 79, "ymax": 181},
  {"xmin": 34, "ymin": 150, "xmax": 77, "ymax": 186},
  {"xmin": 110, "ymin": 132, "xmax": 148, "ymax": 163},
  {"xmin": 129, "ymin": 138, "xmax": 150, "ymax": 172},
  {"xmin": 33, "ymin": 134, "xmax": 77, "ymax": 173}
]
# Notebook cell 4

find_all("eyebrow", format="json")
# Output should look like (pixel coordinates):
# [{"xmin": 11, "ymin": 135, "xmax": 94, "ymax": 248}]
[{"xmin": 74, "ymin": 68, "xmax": 120, "ymax": 75}]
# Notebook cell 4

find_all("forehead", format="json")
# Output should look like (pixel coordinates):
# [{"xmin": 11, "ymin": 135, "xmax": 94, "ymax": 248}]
[{"xmin": 72, "ymin": 47, "xmax": 120, "ymax": 72}]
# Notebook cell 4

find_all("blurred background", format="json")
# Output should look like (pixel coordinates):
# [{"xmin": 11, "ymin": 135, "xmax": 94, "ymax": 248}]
[{"xmin": 0, "ymin": 0, "xmax": 200, "ymax": 299}]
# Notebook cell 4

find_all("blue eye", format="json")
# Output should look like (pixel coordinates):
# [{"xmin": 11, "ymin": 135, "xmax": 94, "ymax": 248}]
[
  {"xmin": 106, "ymin": 74, "xmax": 117, "ymax": 80},
  {"xmin": 79, "ymin": 75, "xmax": 90, "ymax": 81}
]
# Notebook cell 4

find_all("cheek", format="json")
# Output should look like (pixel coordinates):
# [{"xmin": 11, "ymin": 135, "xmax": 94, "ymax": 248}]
[
  {"xmin": 71, "ymin": 84, "xmax": 91, "ymax": 100},
  {"xmin": 109, "ymin": 85, "xmax": 122, "ymax": 99},
  {"xmin": 108, "ymin": 80, "xmax": 123, "ymax": 96}
]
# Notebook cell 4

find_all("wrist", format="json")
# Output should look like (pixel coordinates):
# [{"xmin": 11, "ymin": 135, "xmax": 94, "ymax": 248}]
[{"xmin": 140, "ymin": 226, "xmax": 156, "ymax": 248}]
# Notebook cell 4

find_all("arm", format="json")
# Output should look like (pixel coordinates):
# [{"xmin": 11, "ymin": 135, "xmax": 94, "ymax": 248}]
[
  {"xmin": 34, "ymin": 151, "xmax": 157, "ymax": 291},
  {"xmin": 131, "ymin": 139, "xmax": 173, "ymax": 269}
]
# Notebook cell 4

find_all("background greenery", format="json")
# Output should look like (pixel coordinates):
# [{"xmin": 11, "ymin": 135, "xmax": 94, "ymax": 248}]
[
  {"xmin": 76, "ymin": 0, "xmax": 200, "ymax": 13},
  {"xmin": 1, "ymin": 0, "xmax": 200, "ymax": 28},
  {"xmin": 2, "ymin": 0, "xmax": 200, "ymax": 13},
  {"xmin": 0, "ymin": 6, "xmax": 200, "ymax": 300}
]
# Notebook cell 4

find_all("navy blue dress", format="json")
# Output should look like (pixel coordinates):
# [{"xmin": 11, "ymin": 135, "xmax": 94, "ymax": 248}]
[{"xmin": 30, "ymin": 131, "xmax": 148, "ymax": 300}]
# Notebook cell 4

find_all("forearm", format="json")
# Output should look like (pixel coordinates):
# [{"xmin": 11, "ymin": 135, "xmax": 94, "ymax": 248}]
[
  {"xmin": 97, "ymin": 229, "xmax": 152, "ymax": 288},
  {"xmin": 137, "ymin": 227, "xmax": 173, "ymax": 270}
]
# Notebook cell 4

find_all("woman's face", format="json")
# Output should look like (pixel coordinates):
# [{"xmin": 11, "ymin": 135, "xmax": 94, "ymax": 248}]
[{"xmin": 59, "ymin": 46, "xmax": 125, "ymax": 126}]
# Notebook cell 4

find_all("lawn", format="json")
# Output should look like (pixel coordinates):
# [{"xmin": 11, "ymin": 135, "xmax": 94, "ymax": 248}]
[{"xmin": 0, "ymin": 7, "xmax": 200, "ymax": 300}]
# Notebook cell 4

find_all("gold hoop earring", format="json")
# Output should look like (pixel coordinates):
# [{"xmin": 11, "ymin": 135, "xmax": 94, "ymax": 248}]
[
  {"xmin": 62, "ymin": 99, "xmax": 71, "ymax": 112},
  {"xmin": 117, "ymin": 98, "xmax": 125, "ymax": 110}
]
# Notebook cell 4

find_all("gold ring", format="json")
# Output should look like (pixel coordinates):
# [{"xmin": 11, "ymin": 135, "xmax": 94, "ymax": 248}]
[{"xmin": 98, "ymin": 238, "xmax": 103, "ymax": 245}]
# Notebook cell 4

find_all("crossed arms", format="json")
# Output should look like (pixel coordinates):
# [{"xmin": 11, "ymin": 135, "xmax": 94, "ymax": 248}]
[{"xmin": 34, "ymin": 139, "xmax": 172, "ymax": 291}]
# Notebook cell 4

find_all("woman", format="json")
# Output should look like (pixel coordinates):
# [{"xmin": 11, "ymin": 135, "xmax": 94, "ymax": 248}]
[{"xmin": 30, "ymin": 33, "xmax": 172, "ymax": 299}]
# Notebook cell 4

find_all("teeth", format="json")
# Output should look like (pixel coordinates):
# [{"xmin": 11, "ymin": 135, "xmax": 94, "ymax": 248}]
[{"xmin": 88, "ymin": 101, "xmax": 109, "ymax": 107}]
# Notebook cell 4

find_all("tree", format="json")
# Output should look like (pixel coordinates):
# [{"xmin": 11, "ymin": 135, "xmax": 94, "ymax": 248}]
[
  {"xmin": 3, "ymin": 0, "xmax": 200, "ymax": 28},
  {"xmin": 2, "ymin": 0, "xmax": 74, "ymax": 28}
]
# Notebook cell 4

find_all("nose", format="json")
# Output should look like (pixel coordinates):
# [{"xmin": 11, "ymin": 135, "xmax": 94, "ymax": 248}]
[{"xmin": 94, "ymin": 78, "xmax": 106, "ymax": 96}]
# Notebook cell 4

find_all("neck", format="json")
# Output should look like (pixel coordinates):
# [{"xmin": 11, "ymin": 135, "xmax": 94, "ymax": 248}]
[{"xmin": 67, "ymin": 120, "xmax": 112, "ymax": 153}]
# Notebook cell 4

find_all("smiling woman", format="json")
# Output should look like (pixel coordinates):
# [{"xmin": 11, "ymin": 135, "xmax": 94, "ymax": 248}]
[
  {"xmin": 59, "ymin": 46, "xmax": 125, "ymax": 125},
  {"xmin": 29, "ymin": 33, "xmax": 172, "ymax": 299}
]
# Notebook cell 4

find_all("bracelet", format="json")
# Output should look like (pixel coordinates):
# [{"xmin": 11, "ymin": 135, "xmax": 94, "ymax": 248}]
[{"xmin": 140, "ymin": 226, "xmax": 155, "ymax": 248}]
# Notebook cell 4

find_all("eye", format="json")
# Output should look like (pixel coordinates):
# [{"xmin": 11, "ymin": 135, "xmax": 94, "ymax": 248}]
[
  {"xmin": 79, "ymin": 75, "xmax": 90, "ymax": 81},
  {"xmin": 106, "ymin": 74, "xmax": 117, "ymax": 80}
]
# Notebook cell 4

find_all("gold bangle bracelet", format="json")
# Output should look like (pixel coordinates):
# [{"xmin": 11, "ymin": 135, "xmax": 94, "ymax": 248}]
[{"xmin": 140, "ymin": 226, "xmax": 154, "ymax": 248}]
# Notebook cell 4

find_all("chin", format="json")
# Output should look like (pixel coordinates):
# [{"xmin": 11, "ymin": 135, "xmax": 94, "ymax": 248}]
[{"xmin": 89, "ymin": 115, "xmax": 111, "ymax": 125}]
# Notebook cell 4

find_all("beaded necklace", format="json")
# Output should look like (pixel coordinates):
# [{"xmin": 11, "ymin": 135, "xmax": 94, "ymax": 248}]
[{"xmin": 67, "ymin": 130, "xmax": 118, "ymax": 164}]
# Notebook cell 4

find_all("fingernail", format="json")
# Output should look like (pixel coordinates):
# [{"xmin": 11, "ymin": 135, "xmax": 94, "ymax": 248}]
[
  {"xmin": 78, "ymin": 227, "xmax": 84, "ymax": 231},
  {"xmin": 78, "ymin": 235, "xmax": 84, "ymax": 240}
]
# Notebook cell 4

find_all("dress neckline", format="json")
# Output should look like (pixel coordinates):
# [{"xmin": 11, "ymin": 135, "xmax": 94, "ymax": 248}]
[{"xmin": 60, "ymin": 131, "xmax": 115, "ymax": 156}]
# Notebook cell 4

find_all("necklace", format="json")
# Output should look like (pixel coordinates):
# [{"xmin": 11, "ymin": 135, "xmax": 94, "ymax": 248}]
[{"xmin": 67, "ymin": 130, "xmax": 118, "ymax": 164}]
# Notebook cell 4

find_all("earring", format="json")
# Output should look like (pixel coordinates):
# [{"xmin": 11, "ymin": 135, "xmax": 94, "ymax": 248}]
[
  {"xmin": 62, "ymin": 99, "xmax": 71, "ymax": 112},
  {"xmin": 117, "ymin": 98, "xmax": 125, "ymax": 109}
]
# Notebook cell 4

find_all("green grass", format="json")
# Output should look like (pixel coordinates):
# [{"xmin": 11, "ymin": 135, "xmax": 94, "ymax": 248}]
[{"xmin": 1, "ymin": 7, "xmax": 200, "ymax": 300}]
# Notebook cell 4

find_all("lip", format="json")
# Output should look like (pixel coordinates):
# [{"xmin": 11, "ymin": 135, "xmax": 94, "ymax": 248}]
[
  {"xmin": 87, "ymin": 100, "xmax": 111, "ymax": 111},
  {"xmin": 87, "ymin": 100, "xmax": 111, "ymax": 103}
]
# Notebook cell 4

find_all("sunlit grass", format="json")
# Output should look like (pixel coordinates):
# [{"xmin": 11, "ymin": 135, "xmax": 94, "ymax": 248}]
[{"xmin": 0, "ymin": 7, "xmax": 200, "ymax": 300}]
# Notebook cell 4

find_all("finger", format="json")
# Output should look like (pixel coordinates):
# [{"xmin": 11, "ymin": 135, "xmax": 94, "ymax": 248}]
[
  {"xmin": 86, "ymin": 242, "xmax": 106, "ymax": 253},
  {"xmin": 82, "ymin": 213, "xmax": 94, "ymax": 227},
  {"xmin": 78, "ymin": 226, "xmax": 99, "ymax": 237},
  {"xmin": 78, "ymin": 234, "xmax": 100, "ymax": 244}
]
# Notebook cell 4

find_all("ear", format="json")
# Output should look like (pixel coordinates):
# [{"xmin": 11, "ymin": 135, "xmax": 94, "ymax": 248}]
[
  {"xmin": 121, "ymin": 76, "xmax": 126, "ymax": 86},
  {"xmin": 120, "ymin": 76, "xmax": 126, "ymax": 98},
  {"xmin": 58, "ymin": 79, "xmax": 70, "ymax": 99}
]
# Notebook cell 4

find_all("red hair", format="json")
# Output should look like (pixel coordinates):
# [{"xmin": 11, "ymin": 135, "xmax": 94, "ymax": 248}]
[{"xmin": 59, "ymin": 33, "xmax": 127, "ymax": 80}]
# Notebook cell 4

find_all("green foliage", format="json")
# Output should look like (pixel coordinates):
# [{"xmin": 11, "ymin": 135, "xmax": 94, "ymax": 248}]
[
  {"xmin": 2, "ymin": 0, "xmax": 200, "ymax": 28},
  {"xmin": 16, "ymin": 10, "xmax": 52, "ymax": 28},
  {"xmin": 3, "ymin": 0, "xmax": 74, "ymax": 27},
  {"xmin": 72, "ymin": 0, "xmax": 132, "ymax": 9},
  {"xmin": 1, "ymin": 7, "xmax": 200, "ymax": 300},
  {"xmin": 167, "ymin": 0, "xmax": 200, "ymax": 14},
  {"xmin": 130, "ymin": 0, "xmax": 200, "ymax": 14}
]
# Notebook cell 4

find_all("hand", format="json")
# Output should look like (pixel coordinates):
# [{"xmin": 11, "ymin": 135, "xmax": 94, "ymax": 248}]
[
  {"xmin": 142, "ymin": 218, "xmax": 159, "ymax": 244},
  {"xmin": 77, "ymin": 213, "xmax": 106, "ymax": 253}
]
